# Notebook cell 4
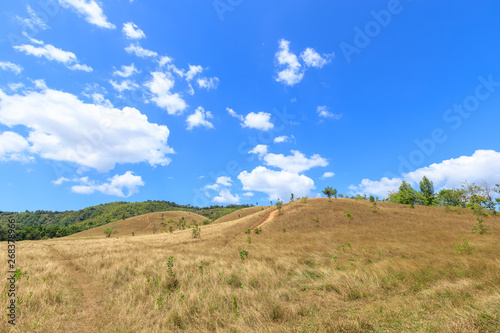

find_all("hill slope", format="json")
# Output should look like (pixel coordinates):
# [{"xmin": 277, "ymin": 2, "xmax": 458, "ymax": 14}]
[
  {"xmin": 67, "ymin": 211, "xmax": 209, "ymax": 239},
  {"xmin": 3, "ymin": 198, "xmax": 499, "ymax": 332}
]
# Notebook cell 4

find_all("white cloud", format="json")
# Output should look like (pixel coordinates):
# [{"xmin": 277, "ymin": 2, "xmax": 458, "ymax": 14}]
[
  {"xmin": 243, "ymin": 112, "xmax": 273, "ymax": 131},
  {"xmin": 125, "ymin": 44, "xmax": 158, "ymax": 58},
  {"xmin": 275, "ymin": 39, "xmax": 304, "ymax": 86},
  {"xmin": 264, "ymin": 150, "xmax": 328, "ymax": 173},
  {"xmin": 216, "ymin": 176, "xmax": 232, "ymax": 186},
  {"xmin": 122, "ymin": 22, "xmax": 145, "ymax": 39},
  {"xmin": 202, "ymin": 176, "xmax": 239, "ymax": 203},
  {"xmin": 22, "ymin": 32, "xmax": 44, "ymax": 45},
  {"xmin": 226, "ymin": 107, "xmax": 244, "ymax": 122},
  {"xmin": 317, "ymin": 105, "xmax": 342, "ymax": 119},
  {"xmin": 273, "ymin": 135, "xmax": 290, "ymax": 143},
  {"xmin": 274, "ymin": 39, "xmax": 333, "ymax": 86},
  {"xmin": 58, "ymin": 0, "xmax": 115, "ymax": 29},
  {"xmin": 14, "ymin": 43, "xmax": 92, "ymax": 72},
  {"xmin": 238, "ymin": 166, "xmax": 315, "ymax": 201},
  {"xmin": 158, "ymin": 56, "xmax": 173, "ymax": 67},
  {"xmin": 144, "ymin": 71, "xmax": 187, "ymax": 115},
  {"xmin": 113, "ymin": 63, "xmax": 140, "ymax": 77},
  {"xmin": 52, "ymin": 177, "xmax": 70, "ymax": 185},
  {"xmin": 249, "ymin": 144, "xmax": 268, "ymax": 158},
  {"xmin": 185, "ymin": 65, "xmax": 203, "ymax": 81},
  {"xmin": 0, "ymin": 131, "xmax": 31, "ymax": 162},
  {"xmin": 16, "ymin": 5, "xmax": 49, "ymax": 31},
  {"xmin": 349, "ymin": 150, "xmax": 500, "ymax": 197},
  {"xmin": 33, "ymin": 79, "xmax": 47, "ymax": 90},
  {"xmin": 90, "ymin": 93, "xmax": 112, "ymax": 108},
  {"xmin": 109, "ymin": 79, "xmax": 139, "ymax": 93},
  {"xmin": 0, "ymin": 61, "xmax": 23, "ymax": 75},
  {"xmin": 8, "ymin": 83, "xmax": 25, "ymax": 91},
  {"xmin": 197, "ymin": 77, "xmax": 219, "ymax": 90},
  {"xmin": 186, "ymin": 106, "xmax": 214, "ymax": 130},
  {"xmin": 300, "ymin": 48, "xmax": 333, "ymax": 68},
  {"xmin": 321, "ymin": 172, "xmax": 335, "ymax": 179},
  {"xmin": 212, "ymin": 188, "xmax": 240, "ymax": 204},
  {"xmin": 0, "ymin": 88, "xmax": 174, "ymax": 172},
  {"xmin": 243, "ymin": 192, "xmax": 254, "ymax": 197},
  {"xmin": 71, "ymin": 171, "xmax": 144, "ymax": 197}
]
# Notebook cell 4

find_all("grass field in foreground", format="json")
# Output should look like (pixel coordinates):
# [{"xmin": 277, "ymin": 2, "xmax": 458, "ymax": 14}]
[{"xmin": 2, "ymin": 198, "xmax": 499, "ymax": 332}]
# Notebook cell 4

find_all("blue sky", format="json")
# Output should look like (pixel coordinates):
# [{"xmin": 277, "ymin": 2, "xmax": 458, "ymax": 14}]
[{"xmin": 1, "ymin": 0, "xmax": 500, "ymax": 212}]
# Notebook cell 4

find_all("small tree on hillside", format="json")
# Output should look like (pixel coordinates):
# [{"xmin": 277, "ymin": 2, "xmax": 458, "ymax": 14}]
[
  {"xmin": 332, "ymin": 188, "xmax": 338, "ymax": 198},
  {"xmin": 389, "ymin": 181, "xmax": 418, "ymax": 206},
  {"xmin": 276, "ymin": 200, "xmax": 283, "ymax": 215},
  {"xmin": 419, "ymin": 176, "xmax": 435, "ymax": 206},
  {"xmin": 290, "ymin": 193, "xmax": 294, "ymax": 202},
  {"xmin": 103, "ymin": 228, "xmax": 112, "ymax": 238},
  {"xmin": 322, "ymin": 187, "xmax": 334, "ymax": 201}
]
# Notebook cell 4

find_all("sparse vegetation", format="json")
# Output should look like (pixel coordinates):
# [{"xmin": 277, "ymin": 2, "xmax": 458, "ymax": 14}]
[
  {"xmin": 2, "ymin": 198, "xmax": 499, "ymax": 332},
  {"xmin": 471, "ymin": 218, "xmax": 491, "ymax": 235}
]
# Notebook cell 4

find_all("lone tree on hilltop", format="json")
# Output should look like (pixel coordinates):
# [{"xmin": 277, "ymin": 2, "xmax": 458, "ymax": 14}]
[{"xmin": 323, "ymin": 187, "xmax": 334, "ymax": 201}]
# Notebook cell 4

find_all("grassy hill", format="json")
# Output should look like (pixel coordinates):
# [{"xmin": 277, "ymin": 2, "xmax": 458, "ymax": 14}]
[
  {"xmin": 2, "ymin": 198, "xmax": 499, "ymax": 332},
  {"xmin": 0, "ymin": 201, "xmax": 253, "ymax": 241},
  {"xmin": 67, "ymin": 211, "xmax": 209, "ymax": 239}
]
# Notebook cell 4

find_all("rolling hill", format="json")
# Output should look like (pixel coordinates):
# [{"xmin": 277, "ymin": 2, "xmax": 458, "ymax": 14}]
[{"xmin": 2, "ymin": 198, "xmax": 499, "ymax": 332}]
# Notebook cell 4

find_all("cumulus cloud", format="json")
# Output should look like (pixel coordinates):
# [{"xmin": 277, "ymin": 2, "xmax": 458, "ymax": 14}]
[
  {"xmin": 321, "ymin": 172, "xmax": 335, "ymax": 179},
  {"xmin": 349, "ymin": 150, "xmax": 500, "ymax": 197},
  {"xmin": 14, "ymin": 42, "xmax": 92, "ymax": 72},
  {"xmin": 0, "ymin": 88, "xmax": 174, "ymax": 172},
  {"xmin": 122, "ymin": 22, "xmax": 145, "ymax": 39},
  {"xmin": 71, "ymin": 171, "xmax": 144, "ymax": 197},
  {"xmin": 113, "ymin": 63, "xmax": 140, "ymax": 77},
  {"xmin": 0, "ymin": 61, "xmax": 23, "ymax": 75},
  {"xmin": 317, "ymin": 105, "xmax": 342, "ymax": 119},
  {"xmin": 185, "ymin": 65, "xmax": 203, "ymax": 81},
  {"xmin": 202, "ymin": 176, "xmax": 240, "ymax": 204},
  {"xmin": 227, "ymin": 108, "xmax": 273, "ymax": 130},
  {"xmin": 274, "ymin": 135, "xmax": 293, "ymax": 143},
  {"xmin": 274, "ymin": 39, "xmax": 333, "ymax": 86},
  {"xmin": 263, "ymin": 150, "xmax": 328, "ymax": 173},
  {"xmin": 109, "ymin": 79, "xmax": 139, "ymax": 93},
  {"xmin": 300, "ymin": 48, "xmax": 333, "ymax": 68},
  {"xmin": 125, "ymin": 44, "xmax": 158, "ymax": 58},
  {"xmin": 197, "ymin": 77, "xmax": 219, "ymax": 90},
  {"xmin": 0, "ymin": 131, "xmax": 32, "ymax": 162},
  {"xmin": 238, "ymin": 166, "xmax": 315, "ymax": 201},
  {"xmin": 249, "ymin": 144, "xmax": 268, "ymax": 158},
  {"xmin": 58, "ymin": 0, "xmax": 115, "ymax": 29},
  {"xmin": 186, "ymin": 106, "xmax": 214, "ymax": 130},
  {"xmin": 275, "ymin": 39, "xmax": 304, "ymax": 86},
  {"xmin": 16, "ymin": 5, "xmax": 49, "ymax": 31},
  {"xmin": 212, "ymin": 188, "xmax": 240, "ymax": 204},
  {"xmin": 8, "ymin": 83, "xmax": 25, "ymax": 91},
  {"xmin": 144, "ymin": 71, "xmax": 187, "ymax": 115}
]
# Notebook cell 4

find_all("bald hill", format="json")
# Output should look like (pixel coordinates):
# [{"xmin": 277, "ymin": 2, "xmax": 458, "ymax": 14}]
[
  {"xmin": 0, "ymin": 201, "xmax": 253, "ymax": 241},
  {"xmin": 5, "ymin": 198, "xmax": 499, "ymax": 332}
]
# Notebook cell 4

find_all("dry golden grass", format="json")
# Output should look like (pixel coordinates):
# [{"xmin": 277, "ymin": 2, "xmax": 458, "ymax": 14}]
[
  {"xmin": 66, "ymin": 211, "xmax": 208, "ymax": 239},
  {"xmin": 213, "ymin": 206, "xmax": 268, "ymax": 224},
  {"xmin": 2, "ymin": 198, "xmax": 500, "ymax": 332}
]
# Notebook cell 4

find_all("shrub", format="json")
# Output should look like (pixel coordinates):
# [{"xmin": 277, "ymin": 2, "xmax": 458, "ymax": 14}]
[
  {"xmin": 254, "ymin": 228, "xmax": 262, "ymax": 234},
  {"xmin": 453, "ymin": 237, "xmax": 473, "ymax": 254},
  {"xmin": 239, "ymin": 248, "xmax": 249, "ymax": 260},
  {"xmin": 192, "ymin": 223, "xmax": 201, "ymax": 238},
  {"xmin": 246, "ymin": 236, "xmax": 252, "ymax": 244},
  {"xmin": 343, "ymin": 210, "xmax": 353, "ymax": 220},
  {"xmin": 103, "ymin": 228, "xmax": 112, "ymax": 238},
  {"xmin": 244, "ymin": 228, "xmax": 251, "ymax": 234},
  {"xmin": 471, "ymin": 218, "xmax": 491, "ymax": 235}
]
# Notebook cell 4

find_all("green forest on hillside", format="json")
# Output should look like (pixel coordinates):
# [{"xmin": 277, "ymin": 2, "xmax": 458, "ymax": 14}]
[{"xmin": 0, "ymin": 201, "xmax": 252, "ymax": 241}]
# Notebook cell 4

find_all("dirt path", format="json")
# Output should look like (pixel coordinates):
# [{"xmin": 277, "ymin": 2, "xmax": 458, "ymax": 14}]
[
  {"xmin": 254, "ymin": 209, "xmax": 278, "ymax": 229},
  {"xmin": 142, "ymin": 215, "xmax": 151, "ymax": 231},
  {"xmin": 47, "ymin": 245, "xmax": 108, "ymax": 332}
]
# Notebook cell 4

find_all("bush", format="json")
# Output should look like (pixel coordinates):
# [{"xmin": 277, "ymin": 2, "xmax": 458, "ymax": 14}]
[
  {"xmin": 239, "ymin": 248, "xmax": 249, "ymax": 260},
  {"xmin": 343, "ymin": 210, "xmax": 353, "ymax": 220},
  {"xmin": 244, "ymin": 228, "xmax": 251, "ymax": 234},
  {"xmin": 103, "ymin": 228, "xmax": 112, "ymax": 238},
  {"xmin": 254, "ymin": 228, "xmax": 262, "ymax": 234},
  {"xmin": 192, "ymin": 223, "xmax": 201, "ymax": 238},
  {"xmin": 453, "ymin": 237, "xmax": 473, "ymax": 254},
  {"xmin": 471, "ymin": 218, "xmax": 491, "ymax": 235}
]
